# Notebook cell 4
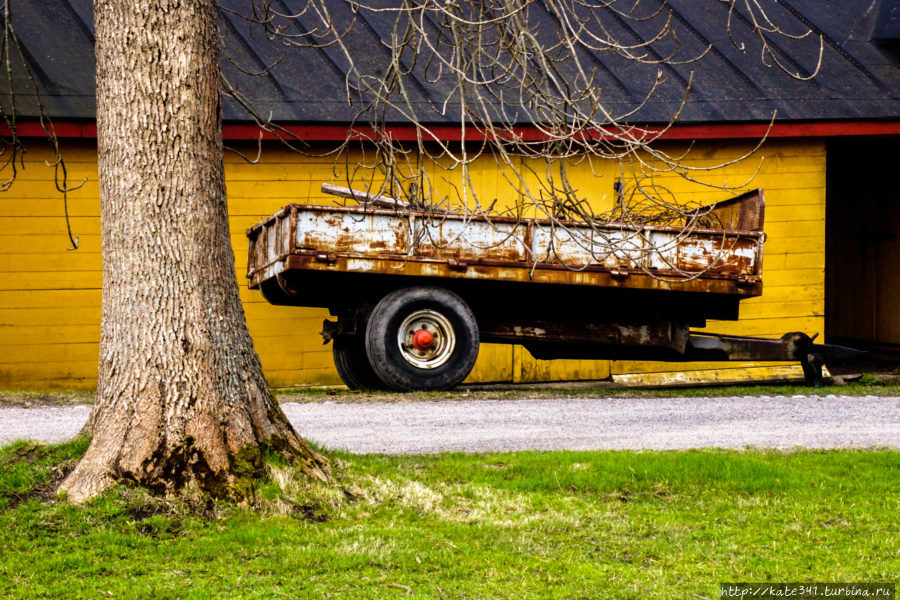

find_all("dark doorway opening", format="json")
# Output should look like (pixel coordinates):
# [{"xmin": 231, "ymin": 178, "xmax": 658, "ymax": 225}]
[{"xmin": 826, "ymin": 137, "xmax": 900, "ymax": 357}]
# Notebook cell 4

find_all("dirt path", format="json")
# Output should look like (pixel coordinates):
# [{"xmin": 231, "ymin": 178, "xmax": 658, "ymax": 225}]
[{"xmin": 1, "ymin": 395, "xmax": 897, "ymax": 453}]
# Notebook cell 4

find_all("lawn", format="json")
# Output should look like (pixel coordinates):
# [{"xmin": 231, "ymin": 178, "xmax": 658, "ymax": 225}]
[{"xmin": 1, "ymin": 439, "xmax": 897, "ymax": 599}]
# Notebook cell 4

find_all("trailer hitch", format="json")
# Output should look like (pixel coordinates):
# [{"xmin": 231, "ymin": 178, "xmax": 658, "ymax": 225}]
[
  {"xmin": 796, "ymin": 334, "xmax": 867, "ymax": 387},
  {"xmin": 686, "ymin": 331, "xmax": 866, "ymax": 386}
]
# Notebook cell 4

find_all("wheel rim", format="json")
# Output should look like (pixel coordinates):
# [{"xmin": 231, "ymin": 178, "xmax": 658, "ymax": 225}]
[{"xmin": 397, "ymin": 309, "xmax": 456, "ymax": 369}]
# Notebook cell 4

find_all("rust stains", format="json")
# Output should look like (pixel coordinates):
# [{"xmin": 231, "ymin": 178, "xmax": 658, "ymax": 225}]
[{"xmin": 246, "ymin": 190, "xmax": 767, "ymax": 298}]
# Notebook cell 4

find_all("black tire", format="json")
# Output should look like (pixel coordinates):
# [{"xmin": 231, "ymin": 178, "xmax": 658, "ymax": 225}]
[
  {"xmin": 332, "ymin": 335, "xmax": 385, "ymax": 390},
  {"xmin": 365, "ymin": 286, "xmax": 479, "ymax": 391}
]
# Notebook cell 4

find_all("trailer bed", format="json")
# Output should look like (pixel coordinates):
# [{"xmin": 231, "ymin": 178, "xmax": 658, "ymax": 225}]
[{"xmin": 247, "ymin": 189, "xmax": 766, "ymax": 298}]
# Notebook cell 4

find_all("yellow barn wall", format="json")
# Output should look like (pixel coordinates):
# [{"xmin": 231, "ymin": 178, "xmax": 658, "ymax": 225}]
[
  {"xmin": 0, "ymin": 138, "xmax": 823, "ymax": 390},
  {"xmin": 609, "ymin": 140, "xmax": 826, "ymax": 378}
]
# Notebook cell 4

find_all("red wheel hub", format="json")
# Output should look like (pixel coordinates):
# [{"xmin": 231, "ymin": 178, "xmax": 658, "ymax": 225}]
[{"xmin": 412, "ymin": 329, "xmax": 434, "ymax": 350}]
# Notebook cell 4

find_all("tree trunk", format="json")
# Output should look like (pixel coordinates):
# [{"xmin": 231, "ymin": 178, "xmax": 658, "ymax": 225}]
[{"xmin": 60, "ymin": 0, "xmax": 328, "ymax": 503}]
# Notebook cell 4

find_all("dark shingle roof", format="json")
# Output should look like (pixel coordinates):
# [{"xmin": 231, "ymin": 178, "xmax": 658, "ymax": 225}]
[{"xmin": 6, "ymin": 0, "xmax": 900, "ymax": 125}]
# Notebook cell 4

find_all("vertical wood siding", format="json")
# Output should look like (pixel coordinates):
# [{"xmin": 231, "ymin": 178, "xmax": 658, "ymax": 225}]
[{"xmin": 0, "ymin": 139, "xmax": 824, "ymax": 390}]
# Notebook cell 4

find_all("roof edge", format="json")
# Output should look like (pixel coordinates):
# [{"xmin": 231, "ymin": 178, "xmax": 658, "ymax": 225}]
[{"xmin": 4, "ymin": 119, "xmax": 900, "ymax": 141}]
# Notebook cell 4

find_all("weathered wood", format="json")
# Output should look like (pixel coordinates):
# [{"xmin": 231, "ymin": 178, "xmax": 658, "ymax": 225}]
[
  {"xmin": 0, "ymin": 139, "xmax": 829, "ymax": 391},
  {"xmin": 59, "ymin": 0, "xmax": 327, "ymax": 502}
]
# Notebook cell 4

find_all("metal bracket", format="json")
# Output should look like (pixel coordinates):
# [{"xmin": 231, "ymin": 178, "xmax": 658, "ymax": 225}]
[
  {"xmin": 799, "ymin": 352, "xmax": 825, "ymax": 388},
  {"xmin": 320, "ymin": 319, "xmax": 339, "ymax": 344},
  {"xmin": 448, "ymin": 258, "xmax": 468, "ymax": 271},
  {"xmin": 320, "ymin": 310, "xmax": 367, "ymax": 343}
]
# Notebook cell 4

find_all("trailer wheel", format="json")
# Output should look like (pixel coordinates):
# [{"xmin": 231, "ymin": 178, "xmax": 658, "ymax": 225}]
[
  {"xmin": 365, "ymin": 287, "xmax": 479, "ymax": 391},
  {"xmin": 332, "ymin": 335, "xmax": 384, "ymax": 390}
]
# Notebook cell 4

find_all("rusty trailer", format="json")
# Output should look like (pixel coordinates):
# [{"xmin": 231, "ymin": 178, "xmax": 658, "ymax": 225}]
[{"xmin": 246, "ymin": 188, "xmax": 857, "ymax": 390}]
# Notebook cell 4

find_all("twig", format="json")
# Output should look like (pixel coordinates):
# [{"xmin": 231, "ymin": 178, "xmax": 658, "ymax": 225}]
[
  {"xmin": 387, "ymin": 583, "xmax": 412, "ymax": 595},
  {"xmin": 322, "ymin": 183, "xmax": 410, "ymax": 209}
]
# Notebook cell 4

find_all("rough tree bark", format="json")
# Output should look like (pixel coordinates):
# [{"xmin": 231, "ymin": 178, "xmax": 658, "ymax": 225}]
[{"xmin": 60, "ymin": 0, "xmax": 328, "ymax": 503}]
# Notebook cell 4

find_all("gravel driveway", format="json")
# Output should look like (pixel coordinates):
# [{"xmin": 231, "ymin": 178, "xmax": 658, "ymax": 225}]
[{"xmin": 1, "ymin": 395, "xmax": 897, "ymax": 453}]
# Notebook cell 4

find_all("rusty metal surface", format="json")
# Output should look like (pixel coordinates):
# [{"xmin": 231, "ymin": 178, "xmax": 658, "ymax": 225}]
[
  {"xmin": 247, "ymin": 190, "xmax": 766, "ymax": 297},
  {"xmin": 480, "ymin": 318, "xmax": 689, "ymax": 350},
  {"xmin": 246, "ymin": 205, "xmax": 297, "ymax": 286},
  {"xmin": 704, "ymin": 189, "xmax": 765, "ymax": 231},
  {"xmin": 278, "ymin": 252, "xmax": 761, "ymax": 296}
]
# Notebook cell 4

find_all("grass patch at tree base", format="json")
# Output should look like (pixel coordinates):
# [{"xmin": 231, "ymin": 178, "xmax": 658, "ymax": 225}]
[{"xmin": 1, "ymin": 441, "xmax": 896, "ymax": 599}]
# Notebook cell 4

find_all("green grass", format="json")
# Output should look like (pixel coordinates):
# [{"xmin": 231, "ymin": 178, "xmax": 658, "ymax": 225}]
[{"xmin": 1, "ymin": 441, "xmax": 897, "ymax": 599}]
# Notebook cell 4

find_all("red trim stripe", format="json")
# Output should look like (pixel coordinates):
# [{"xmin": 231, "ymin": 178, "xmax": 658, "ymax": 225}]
[{"xmin": 3, "ymin": 120, "xmax": 899, "ymax": 140}]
